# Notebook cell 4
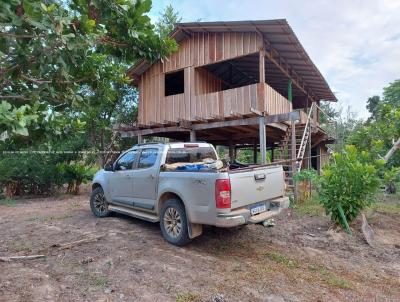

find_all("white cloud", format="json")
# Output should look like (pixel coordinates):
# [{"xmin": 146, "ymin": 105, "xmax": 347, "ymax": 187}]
[{"xmin": 152, "ymin": 0, "xmax": 400, "ymax": 118}]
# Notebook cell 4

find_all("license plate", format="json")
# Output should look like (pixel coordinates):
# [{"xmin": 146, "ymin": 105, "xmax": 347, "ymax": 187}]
[{"xmin": 250, "ymin": 204, "xmax": 267, "ymax": 216}]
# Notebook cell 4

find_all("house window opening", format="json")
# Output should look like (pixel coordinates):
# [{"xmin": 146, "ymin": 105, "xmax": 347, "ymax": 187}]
[{"xmin": 165, "ymin": 70, "xmax": 184, "ymax": 96}]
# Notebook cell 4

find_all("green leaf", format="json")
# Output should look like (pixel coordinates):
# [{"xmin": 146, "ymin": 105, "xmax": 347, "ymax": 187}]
[{"xmin": 13, "ymin": 126, "xmax": 29, "ymax": 136}]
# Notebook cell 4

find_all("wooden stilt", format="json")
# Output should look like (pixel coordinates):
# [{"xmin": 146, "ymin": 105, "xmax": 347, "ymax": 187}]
[
  {"xmin": 259, "ymin": 49, "xmax": 265, "ymax": 83},
  {"xmin": 291, "ymin": 121, "xmax": 297, "ymax": 201},
  {"xmin": 190, "ymin": 130, "xmax": 196, "ymax": 142},
  {"xmin": 253, "ymin": 140, "xmax": 258, "ymax": 164},
  {"xmin": 259, "ymin": 116, "xmax": 266, "ymax": 164},
  {"xmin": 229, "ymin": 140, "xmax": 234, "ymax": 163},
  {"xmin": 137, "ymin": 134, "xmax": 143, "ymax": 144}
]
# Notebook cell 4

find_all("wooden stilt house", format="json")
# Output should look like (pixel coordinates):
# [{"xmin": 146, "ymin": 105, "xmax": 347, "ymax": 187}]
[{"xmin": 118, "ymin": 19, "xmax": 337, "ymax": 182}]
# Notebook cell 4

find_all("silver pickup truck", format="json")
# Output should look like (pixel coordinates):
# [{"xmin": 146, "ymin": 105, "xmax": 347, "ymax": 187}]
[{"xmin": 90, "ymin": 142, "xmax": 289, "ymax": 245}]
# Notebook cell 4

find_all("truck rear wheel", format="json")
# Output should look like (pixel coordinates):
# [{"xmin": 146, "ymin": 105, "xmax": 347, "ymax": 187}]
[{"xmin": 160, "ymin": 199, "xmax": 190, "ymax": 246}]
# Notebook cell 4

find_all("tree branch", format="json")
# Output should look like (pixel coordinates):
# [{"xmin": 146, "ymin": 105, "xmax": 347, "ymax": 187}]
[
  {"xmin": 0, "ymin": 32, "xmax": 45, "ymax": 39},
  {"xmin": 20, "ymin": 74, "xmax": 88, "ymax": 85},
  {"xmin": 98, "ymin": 36, "xmax": 130, "ymax": 47},
  {"xmin": 0, "ymin": 95, "xmax": 29, "ymax": 100}
]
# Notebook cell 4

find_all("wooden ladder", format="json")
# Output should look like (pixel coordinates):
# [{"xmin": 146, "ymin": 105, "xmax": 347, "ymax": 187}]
[
  {"xmin": 296, "ymin": 102, "xmax": 316, "ymax": 172},
  {"xmin": 273, "ymin": 103, "xmax": 316, "ymax": 190}
]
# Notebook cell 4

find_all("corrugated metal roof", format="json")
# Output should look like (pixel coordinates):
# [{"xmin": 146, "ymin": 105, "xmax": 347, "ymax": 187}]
[{"xmin": 128, "ymin": 19, "xmax": 337, "ymax": 102}]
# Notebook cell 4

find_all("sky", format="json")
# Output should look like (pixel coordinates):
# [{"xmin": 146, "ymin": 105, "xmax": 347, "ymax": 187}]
[{"xmin": 150, "ymin": 0, "xmax": 400, "ymax": 118}]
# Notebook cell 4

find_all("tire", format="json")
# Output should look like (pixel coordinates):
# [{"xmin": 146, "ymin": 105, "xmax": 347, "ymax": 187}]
[
  {"xmin": 90, "ymin": 187, "xmax": 111, "ymax": 218},
  {"xmin": 160, "ymin": 199, "xmax": 191, "ymax": 246}
]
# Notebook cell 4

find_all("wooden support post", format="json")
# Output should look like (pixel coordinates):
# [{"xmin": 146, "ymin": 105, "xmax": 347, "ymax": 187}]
[
  {"xmin": 316, "ymin": 145, "xmax": 321, "ymax": 175},
  {"xmin": 137, "ymin": 134, "xmax": 143, "ymax": 144},
  {"xmin": 313, "ymin": 101, "xmax": 318, "ymax": 127},
  {"xmin": 259, "ymin": 49, "xmax": 265, "ymax": 83},
  {"xmin": 291, "ymin": 121, "xmax": 298, "ymax": 201},
  {"xmin": 229, "ymin": 140, "xmax": 234, "ymax": 163},
  {"xmin": 259, "ymin": 116, "xmax": 267, "ymax": 164},
  {"xmin": 190, "ymin": 130, "xmax": 196, "ymax": 142},
  {"xmin": 253, "ymin": 141, "xmax": 258, "ymax": 164},
  {"xmin": 308, "ymin": 122, "xmax": 312, "ymax": 167}
]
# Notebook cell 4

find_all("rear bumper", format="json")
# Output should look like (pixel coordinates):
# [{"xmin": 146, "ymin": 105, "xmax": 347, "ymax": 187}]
[{"xmin": 215, "ymin": 196, "xmax": 290, "ymax": 227}]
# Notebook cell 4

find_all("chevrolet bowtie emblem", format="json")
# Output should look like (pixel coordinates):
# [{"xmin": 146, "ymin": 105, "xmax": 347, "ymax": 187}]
[{"xmin": 256, "ymin": 185, "xmax": 264, "ymax": 191}]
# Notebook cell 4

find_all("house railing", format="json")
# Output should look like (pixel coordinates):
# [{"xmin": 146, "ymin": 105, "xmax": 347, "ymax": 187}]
[{"xmin": 140, "ymin": 82, "xmax": 293, "ymax": 125}]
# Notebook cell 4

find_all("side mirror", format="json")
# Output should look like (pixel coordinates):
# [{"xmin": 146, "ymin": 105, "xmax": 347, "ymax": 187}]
[{"xmin": 104, "ymin": 162, "xmax": 114, "ymax": 171}]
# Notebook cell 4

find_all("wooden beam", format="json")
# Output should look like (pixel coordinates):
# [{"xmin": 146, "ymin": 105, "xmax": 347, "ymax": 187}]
[
  {"xmin": 120, "ymin": 126, "xmax": 190, "ymax": 137},
  {"xmin": 193, "ymin": 111, "xmax": 300, "ymax": 131},
  {"xmin": 261, "ymin": 38, "xmax": 317, "ymax": 102},
  {"xmin": 118, "ymin": 111, "xmax": 301, "ymax": 136}
]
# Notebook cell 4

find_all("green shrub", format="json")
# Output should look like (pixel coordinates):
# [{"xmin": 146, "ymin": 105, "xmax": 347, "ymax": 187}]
[
  {"xmin": 0, "ymin": 153, "xmax": 61, "ymax": 197},
  {"xmin": 57, "ymin": 163, "xmax": 96, "ymax": 194},
  {"xmin": 318, "ymin": 145, "xmax": 382, "ymax": 228}
]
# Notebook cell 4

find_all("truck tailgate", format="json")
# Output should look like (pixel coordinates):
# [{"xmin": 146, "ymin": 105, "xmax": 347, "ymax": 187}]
[{"xmin": 229, "ymin": 165, "xmax": 285, "ymax": 209}]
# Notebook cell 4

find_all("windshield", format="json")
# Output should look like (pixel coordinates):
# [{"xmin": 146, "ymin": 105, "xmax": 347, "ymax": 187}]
[{"xmin": 166, "ymin": 147, "xmax": 217, "ymax": 164}]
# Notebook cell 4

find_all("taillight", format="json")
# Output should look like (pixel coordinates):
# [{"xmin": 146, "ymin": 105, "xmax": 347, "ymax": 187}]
[{"xmin": 215, "ymin": 179, "xmax": 231, "ymax": 209}]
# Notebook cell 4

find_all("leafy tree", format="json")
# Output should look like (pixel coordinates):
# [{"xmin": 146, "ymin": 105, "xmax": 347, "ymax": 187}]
[
  {"xmin": 0, "ymin": 0, "xmax": 176, "ymax": 139},
  {"xmin": 0, "ymin": 0, "xmax": 179, "ymax": 197},
  {"xmin": 155, "ymin": 4, "xmax": 181, "ymax": 38},
  {"xmin": 366, "ymin": 95, "xmax": 381, "ymax": 121},
  {"xmin": 348, "ymin": 81, "xmax": 400, "ymax": 168},
  {"xmin": 383, "ymin": 79, "xmax": 400, "ymax": 108}
]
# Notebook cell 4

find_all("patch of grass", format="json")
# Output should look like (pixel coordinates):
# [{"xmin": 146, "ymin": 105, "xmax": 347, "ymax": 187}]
[
  {"xmin": 91, "ymin": 276, "xmax": 109, "ymax": 287},
  {"xmin": 175, "ymin": 292, "xmax": 199, "ymax": 302},
  {"xmin": 69, "ymin": 201, "xmax": 81, "ymax": 209},
  {"xmin": 0, "ymin": 199, "xmax": 17, "ymax": 207},
  {"xmin": 26, "ymin": 217, "xmax": 40, "ymax": 222},
  {"xmin": 264, "ymin": 251, "xmax": 300, "ymax": 269},
  {"xmin": 325, "ymin": 276, "xmax": 353, "ymax": 289},
  {"xmin": 367, "ymin": 202, "xmax": 400, "ymax": 215},
  {"xmin": 308, "ymin": 264, "xmax": 353, "ymax": 290},
  {"xmin": 292, "ymin": 196, "xmax": 325, "ymax": 217},
  {"xmin": 26, "ymin": 214, "xmax": 72, "ymax": 222},
  {"xmin": 308, "ymin": 264, "xmax": 329, "ymax": 275},
  {"xmin": 11, "ymin": 241, "xmax": 32, "ymax": 253}
]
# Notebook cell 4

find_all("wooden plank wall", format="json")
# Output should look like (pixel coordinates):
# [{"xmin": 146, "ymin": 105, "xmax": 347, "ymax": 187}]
[
  {"xmin": 164, "ymin": 32, "xmax": 262, "ymax": 73},
  {"xmin": 264, "ymin": 83, "xmax": 293, "ymax": 115},
  {"xmin": 138, "ymin": 32, "xmax": 268, "ymax": 125}
]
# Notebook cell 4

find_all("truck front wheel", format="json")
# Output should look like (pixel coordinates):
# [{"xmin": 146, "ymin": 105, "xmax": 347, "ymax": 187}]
[
  {"xmin": 160, "ymin": 199, "xmax": 191, "ymax": 246},
  {"xmin": 90, "ymin": 187, "xmax": 111, "ymax": 218}
]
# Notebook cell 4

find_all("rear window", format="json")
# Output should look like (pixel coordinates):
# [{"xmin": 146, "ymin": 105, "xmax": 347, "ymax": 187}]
[
  {"xmin": 138, "ymin": 148, "xmax": 159, "ymax": 169},
  {"xmin": 166, "ymin": 147, "xmax": 217, "ymax": 164}
]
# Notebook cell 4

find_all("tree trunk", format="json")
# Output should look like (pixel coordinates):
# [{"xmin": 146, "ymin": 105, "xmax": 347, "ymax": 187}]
[{"xmin": 384, "ymin": 137, "xmax": 400, "ymax": 162}]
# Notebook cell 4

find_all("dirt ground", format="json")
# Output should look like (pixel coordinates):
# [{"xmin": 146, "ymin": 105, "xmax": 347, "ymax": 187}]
[{"xmin": 0, "ymin": 190, "xmax": 399, "ymax": 302}]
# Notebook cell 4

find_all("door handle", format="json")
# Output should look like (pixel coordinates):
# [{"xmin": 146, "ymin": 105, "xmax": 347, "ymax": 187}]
[{"xmin": 148, "ymin": 174, "xmax": 155, "ymax": 179}]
